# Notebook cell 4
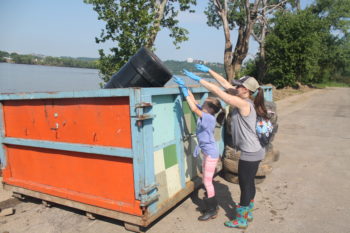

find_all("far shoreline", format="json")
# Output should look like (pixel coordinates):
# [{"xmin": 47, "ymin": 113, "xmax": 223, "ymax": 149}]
[{"xmin": 0, "ymin": 61, "xmax": 99, "ymax": 70}]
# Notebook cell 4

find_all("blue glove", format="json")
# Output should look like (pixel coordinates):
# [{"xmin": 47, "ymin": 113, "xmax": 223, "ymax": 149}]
[
  {"xmin": 195, "ymin": 64, "xmax": 210, "ymax": 73},
  {"xmin": 180, "ymin": 86, "xmax": 189, "ymax": 97},
  {"xmin": 173, "ymin": 76, "xmax": 189, "ymax": 97},
  {"xmin": 183, "ymin": 69, "xmax": 202, "ymax": 82},
  {"xmin": 173, "ymin": 76, "xmax": 185, "ymax": 87}
]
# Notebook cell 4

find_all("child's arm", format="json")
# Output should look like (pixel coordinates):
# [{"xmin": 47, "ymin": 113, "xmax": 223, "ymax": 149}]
[
  {"xmin": 187, "ymin": 89, "xmax": 199, "ymax": 105},
  {"xmin": 185, "ymin": 93, "xmax": 202, "ymax": 118},
  {"xmin": 173, "ymin": 76, "xmax": 202, "ymax": 117}
]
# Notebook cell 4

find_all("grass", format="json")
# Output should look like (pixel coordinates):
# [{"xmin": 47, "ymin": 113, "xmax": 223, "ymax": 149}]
[{"xmin": 313, "ymin": 81, "xmax": 350, "ymax": 88}]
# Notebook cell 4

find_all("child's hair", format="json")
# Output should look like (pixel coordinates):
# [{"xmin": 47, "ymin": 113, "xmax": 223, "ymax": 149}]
[
  {"xmin": 205, "ymin": 97, "xmax": 226, "ymax": 125},
  {"xmin": 253, "ymin": 87, "xmax": 268, "ymax": 119}
]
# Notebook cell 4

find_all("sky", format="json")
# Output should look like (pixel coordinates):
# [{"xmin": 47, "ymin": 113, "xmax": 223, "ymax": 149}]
[{"xmin": 0, "ymin": 0, "xmax": 313, "ymax": 63}]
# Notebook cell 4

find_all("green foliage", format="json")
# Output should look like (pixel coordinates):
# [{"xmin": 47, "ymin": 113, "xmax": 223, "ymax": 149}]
[
  {"xmin": 85, "ymin": 0, "xmax": 196, "ymax": 83},
  {"xmin": 265, "ymin": 10, "xmax": 327, "ymax": 88},
  {"xmin": 311, "ymin": 0, "xmax": 350, "ymax": 34},
  {"xmin": 0, "ymin": 50, "xmax": 9, "ymax": 59},
  {"xmin": 264, "ymin": 0, "xmax": 350, "ymax": 88},
  {"xmin": 239, "ymin": 59, "xmax": 258, "ymax": 79},
  {"xmin": 314, "ymin": 81, "xmax": 350, "ymax": 88},
  {"xmin": 0, "ymin": 50, "xmax": 98, "ymax": 69},
  {"xmin": 204, "ymin": 0, "xmax": 244, "ymax": 30}
]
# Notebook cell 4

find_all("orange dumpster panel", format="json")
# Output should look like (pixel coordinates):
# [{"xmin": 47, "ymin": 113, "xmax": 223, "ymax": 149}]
[
  {"xmin": 3, "ymin": 97, "xmax": 132, "ymax": 148},
  {"xmin": 3, "ymin": 145, "xmax": 142, "ymax": 215}
]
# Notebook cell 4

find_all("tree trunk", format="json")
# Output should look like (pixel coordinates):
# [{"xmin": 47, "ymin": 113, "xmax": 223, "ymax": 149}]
[
  {"xmin": 230, "ymin": 0, "xmax": 260, "ymax": 82},
  {"xmin": 295, "ymin": 0, "xmax": 300, "ymax": 11},
  {"xmin": 257, "ymin": 49, "xmax": 266, "ymax": 82},
  {"xmin": 215, "ymin": 0, "xmax": 232, "ymax": 80},
  {"xmin": 145, "ymin": 0, "xmax": 168, "ymax": 48},
  {"xmin": 223, "ymin": 11, "xmax": 233, "ymax": 80},
  {"xmin": 257, "ymin": 20, "xmax": 267, "ymax": 82},
  {"xmin": 254, "ymin": 0, "xmax": 288, "ymax": 82}
]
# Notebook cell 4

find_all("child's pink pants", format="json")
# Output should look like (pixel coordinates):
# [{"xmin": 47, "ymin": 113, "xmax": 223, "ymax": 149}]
[{"xmin": 202, "ymin": 154, "xmax": 219, "ymax": 198}]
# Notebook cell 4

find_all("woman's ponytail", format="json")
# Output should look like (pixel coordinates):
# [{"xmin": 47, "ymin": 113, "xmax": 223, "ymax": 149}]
[{"xmin": 253, "ymin": 87, "xmax": 268, "ymax": 119}]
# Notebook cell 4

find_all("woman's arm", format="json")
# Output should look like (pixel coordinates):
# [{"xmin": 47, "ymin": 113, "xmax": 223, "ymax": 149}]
[
  {"xmin": 195, "ymin": 64, "xmax": 234, "ymax": 89},
  {"xmin": 208, "ymin": 69, "xmax": 235, "ymax": 90},
  {"xmin": 199, "ymin": 79, "xmax": 250, "ymax": 115},
  {"xmin": 183, "ymin": 69, "xmax": 250, "ymax": 115}
]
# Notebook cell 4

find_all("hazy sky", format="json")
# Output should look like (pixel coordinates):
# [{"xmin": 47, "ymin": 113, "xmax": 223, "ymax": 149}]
[{"xmin": 0, "ymin": 0, "xmax": 313, "ymax": 63}]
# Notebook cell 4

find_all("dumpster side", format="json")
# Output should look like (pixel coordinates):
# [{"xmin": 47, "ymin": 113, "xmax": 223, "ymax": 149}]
[
  {"xmin": 137, "ymin": 87, "xmax": 225, "ymax": 224},
  {"xmin": 0, "ymin": 90, "xmax": 143, "ymax": 217}
]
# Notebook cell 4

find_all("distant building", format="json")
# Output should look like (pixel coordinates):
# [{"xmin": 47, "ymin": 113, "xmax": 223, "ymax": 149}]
[
  {"xmin": 186, "ymin": 58, "xmax": 193, "ymax": 63},
  {"xmin": 193, "ymin": 59, "xmax": 205, "ymax": 64}
]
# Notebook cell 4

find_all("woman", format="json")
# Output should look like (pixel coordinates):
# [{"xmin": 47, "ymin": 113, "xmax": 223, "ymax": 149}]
[{"xmin": 183, "ymin": 65, "xmax": 268, "ymax": 229}]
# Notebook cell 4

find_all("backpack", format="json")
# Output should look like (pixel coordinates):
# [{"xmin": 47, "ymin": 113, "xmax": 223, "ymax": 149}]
[{"xmin": 256, "ymin": 116, "xmax": 273, "ymax": 147}]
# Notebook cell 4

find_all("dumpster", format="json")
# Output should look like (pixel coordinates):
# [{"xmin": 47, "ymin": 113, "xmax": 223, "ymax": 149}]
[{"xmin": 0, "ymin": 86, "xmax": 225, "ymax": 231}]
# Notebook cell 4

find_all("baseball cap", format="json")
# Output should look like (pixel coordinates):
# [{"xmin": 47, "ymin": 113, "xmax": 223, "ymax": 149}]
[{"xmin": 232, "ymin": 76, "xmax": 260, "ymax": 92}]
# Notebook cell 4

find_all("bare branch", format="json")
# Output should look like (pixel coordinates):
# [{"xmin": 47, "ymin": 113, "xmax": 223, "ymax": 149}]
[
  {"xmin": 252, "ymin": 31, "xmax": 261, "ymax": 43},
  {"xmin": 213, "ymin": 0, "xmax": 224, "ymax": 17},
  {"xmin": 260, "ymin": 0, "xmax": 288, "ymax": 15}
]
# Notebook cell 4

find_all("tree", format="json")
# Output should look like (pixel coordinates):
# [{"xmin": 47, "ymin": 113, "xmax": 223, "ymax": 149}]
[
  {"xmin": 251, "ymin": 0, "xmax": 290, "ymax": 82},
  {"xmin": 264, "ymin": 9, "xmax": 326, "ymax": 87},
  {"xmin": 85, "ymin": 0, "xmax": 196, "ymax": 83},
  {"xmin": 249, "ymin": 0, "xmax": 349, "ymax": 87},
  {"xmin": 311, "ymin": 0, "xmax": 350, "ymax": 34},
  {"xmin": 310, "ymin": 0, "xmax": 350, "ymax": 84},
  {"xmin": 205, "ymin": 0, "xmax": 261, "ymax": 81}
]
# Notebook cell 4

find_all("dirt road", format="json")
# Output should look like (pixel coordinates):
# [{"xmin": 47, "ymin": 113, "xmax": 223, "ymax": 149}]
[{"xmin": 1, "ymin": 87, "xmax": 349, "ymax": 233}]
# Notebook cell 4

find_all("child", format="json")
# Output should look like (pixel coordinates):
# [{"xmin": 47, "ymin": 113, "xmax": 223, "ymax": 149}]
[{"xmin": 173, "ymin": 76, "xmax": 225, "ymax": 221}]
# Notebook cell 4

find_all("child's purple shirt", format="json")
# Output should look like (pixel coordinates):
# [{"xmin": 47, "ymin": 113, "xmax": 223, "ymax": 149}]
[{"xmin": 196, "ymin": 111, "xmax": 219, "ymax": 158}]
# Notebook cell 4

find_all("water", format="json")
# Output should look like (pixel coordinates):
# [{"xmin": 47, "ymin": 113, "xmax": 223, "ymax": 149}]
[
  {"xmin": 0, "ymin": 63, "xmax": 101, "ymax": 93},
  {"xmin": 0, "ymin": 62, "xmax": 213, "ymax": 94}
]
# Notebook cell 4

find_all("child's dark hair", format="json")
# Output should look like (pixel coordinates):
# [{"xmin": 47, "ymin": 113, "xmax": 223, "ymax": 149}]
[
  {"xmin": 206, "ymin": 97, "xmax": 226, "ymax": 125},
  {"xmin": 253, "ymin": 87, "xmax": 268, "ymax": 119}
]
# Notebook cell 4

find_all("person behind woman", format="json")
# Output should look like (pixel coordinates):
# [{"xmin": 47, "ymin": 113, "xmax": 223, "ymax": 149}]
[
  {"xmin": 183, "ymin": 65, "xmax": 268, "ymax": 229},
  {"xmin": 173, "ymin": 76, "xmax": 225, "ymax": 221}
]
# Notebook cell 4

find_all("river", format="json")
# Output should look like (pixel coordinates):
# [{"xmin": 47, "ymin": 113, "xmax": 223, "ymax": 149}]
[
  {"xmin": 0, "ymin": 62, "xmax": 206, "ymax": 94},
  {"xmin": 0, "ymin": 63, "xmax": 101, "ymax": 93}
]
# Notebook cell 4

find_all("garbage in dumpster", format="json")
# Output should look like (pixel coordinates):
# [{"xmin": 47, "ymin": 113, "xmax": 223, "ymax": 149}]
[{"xmin": 104, "ymin": 47, "xmax": 173, "ymax": 88}]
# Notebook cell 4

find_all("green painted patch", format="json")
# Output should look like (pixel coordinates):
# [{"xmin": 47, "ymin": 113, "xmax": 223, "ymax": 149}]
[
  {"xmin": 182, "ymin": 101, "xmax": 191, "ymax": 114},
  {"xmin": 191, "ymin": 112, "xmax": 197, "ymax": 133},
  {"xmin": 163, "ymin": 144, "xmax": 177, "ymax": 169},
  {"xmin": 182, "ymin": 101, "xmax": 197, "ymax": 134}
]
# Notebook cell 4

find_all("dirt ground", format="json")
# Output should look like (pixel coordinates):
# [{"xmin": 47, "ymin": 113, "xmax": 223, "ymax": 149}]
[
  {"xmin": 269, "ymin": 83, "xmax": 314, "ymax": 101},
  {"xmin": 1, "ymin": 87, "xmax": 350, "ymax": 233}
]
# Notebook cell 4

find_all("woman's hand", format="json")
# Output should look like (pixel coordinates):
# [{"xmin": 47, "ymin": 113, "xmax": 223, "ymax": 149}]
[
  {"xmin": 183, "ymin": 69, "xmax": 202, "ymax": 82},
  {"xmin": 195, "ymin": 64, "xmax": 210, "ymax": 73}
]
